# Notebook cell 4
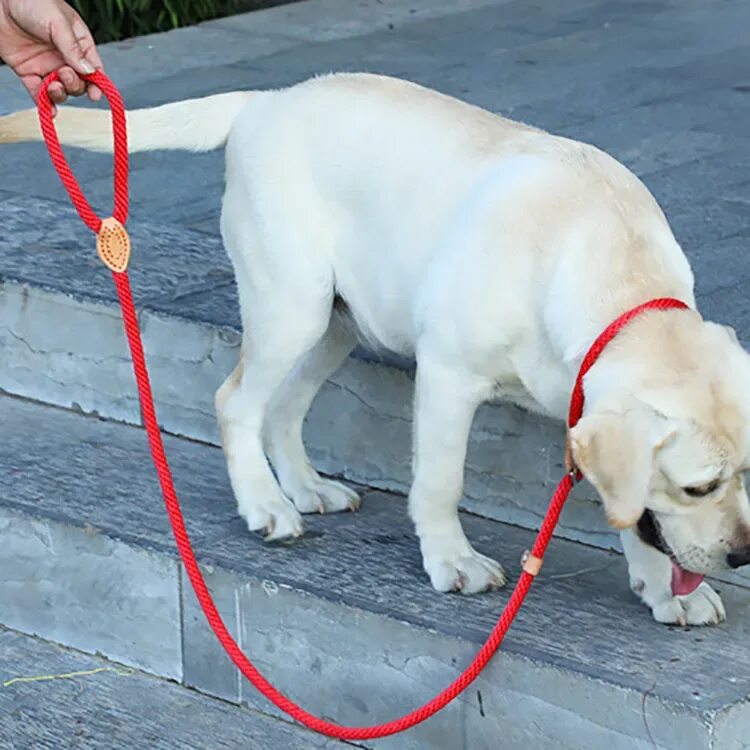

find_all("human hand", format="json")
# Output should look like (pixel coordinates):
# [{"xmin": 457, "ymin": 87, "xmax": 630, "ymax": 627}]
[{"xmin": 0, "ymin": 0, "xmax": 103, "ymax": 110}]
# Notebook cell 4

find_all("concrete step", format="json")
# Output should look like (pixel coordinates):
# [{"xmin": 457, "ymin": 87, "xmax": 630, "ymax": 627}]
[
  {"xmin": 0, "ymin": 627, "xmax": 352, "ymax": 750},
  {"xmin": 1, "ymin": 393, "xmax": 750, "ymax": 749}
]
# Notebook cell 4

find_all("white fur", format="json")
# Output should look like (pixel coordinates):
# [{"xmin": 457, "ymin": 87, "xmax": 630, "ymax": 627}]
[
  {"xmin": 621, "ymin": 528, "xmax": 726, "ymax": 626},
  {"xmin": 0, "ymin": 92, "xmax": 252, "ymax": 152}
]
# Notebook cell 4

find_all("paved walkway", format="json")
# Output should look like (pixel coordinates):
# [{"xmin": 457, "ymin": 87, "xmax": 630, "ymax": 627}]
[
  {"xmin": 2, "ymin": 8, "xmax": 750, "ymax": 746},
  {"xmin": 2, "ymin": 0, "xmax": 749, "ymax": 332}
]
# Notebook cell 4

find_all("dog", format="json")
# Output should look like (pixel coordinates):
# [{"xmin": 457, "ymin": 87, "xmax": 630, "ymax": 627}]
[{"xmin": 3, "ymin": 72, "xmax": 750, "ymax": 627}]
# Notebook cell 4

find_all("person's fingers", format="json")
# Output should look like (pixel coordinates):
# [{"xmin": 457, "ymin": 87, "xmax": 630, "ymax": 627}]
[
  {"xmin": 20, "ymin": 74, "xmax": 62, "ymax": 115},
  {"xmin": 87, "ymin": 84, "xmax": 103, "ymax": 102},
  {"xmin": 57, "ymin": 65, "xmax": 86, "ymax": 96},
  {"xmin": 48, "ymin": 10, "xmax": 97, "ymax": 76},
  {"xmin": 72, "ymin": 15, "xmax": 103, "ymax": 71},
  {"xmin": 20, "ymin": 73, "xmax": 57, "ymax": 114},
  {"xmin": 19, "ymin": 73, "xmax": 42, "ymax": 103},
  {"xmin": 48, "ymin": 80, "xmax": 68, "ymax": 104},
  {"xmin": 58, "ymin": 65, "xmax": 87, "ymax": 96}
]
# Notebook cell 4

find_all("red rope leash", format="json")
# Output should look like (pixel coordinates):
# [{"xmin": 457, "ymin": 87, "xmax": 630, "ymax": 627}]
[{"xmin": 36, "ymin": 71, "xmax": 688, "ymax": 740}]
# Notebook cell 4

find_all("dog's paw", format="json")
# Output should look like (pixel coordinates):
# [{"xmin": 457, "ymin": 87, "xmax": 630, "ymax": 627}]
[
  {"xmin": 651, "ymin": 582, "xmax": 726, "ymax": 626},
  {"xmin": 241, "ymin": 494, "xmax": 304, "ymax": 541},
  {"xmin": 288, "ymin": 477, "xmax": 361, "ymax": 515},
  {"xmin": 424, "ymin": 548, "xmax": 507, "ymax": 595}
]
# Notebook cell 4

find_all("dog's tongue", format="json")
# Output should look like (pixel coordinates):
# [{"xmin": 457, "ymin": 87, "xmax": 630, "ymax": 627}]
[{"xmin": 671, "ymin": 561, "xmax": 704, "ymax": 596}]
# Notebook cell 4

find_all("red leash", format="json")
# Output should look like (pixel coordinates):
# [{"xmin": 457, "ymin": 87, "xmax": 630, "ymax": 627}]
[{"xmin": 35, "ymin": 71, "xmax": 688, "ymax": 740}]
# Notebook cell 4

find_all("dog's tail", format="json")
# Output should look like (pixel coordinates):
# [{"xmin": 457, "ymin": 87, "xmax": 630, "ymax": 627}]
[{"xmin": 0, "ymin": 91, "xmax": 253, "ymax": 153}]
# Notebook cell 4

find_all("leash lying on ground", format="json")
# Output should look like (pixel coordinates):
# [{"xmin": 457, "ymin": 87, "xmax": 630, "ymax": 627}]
[{"xmin": 34, "ymin": 70, "xmax": 688, "ymax": 740}]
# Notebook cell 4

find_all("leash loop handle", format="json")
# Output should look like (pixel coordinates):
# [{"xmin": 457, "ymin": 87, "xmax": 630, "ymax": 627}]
[{"xmin": 37, "ymin": 70, "xmax": 129, "ymax": 234}]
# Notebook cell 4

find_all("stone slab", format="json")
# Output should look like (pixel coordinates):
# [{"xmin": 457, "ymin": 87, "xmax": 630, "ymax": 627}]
[
  {"xmin": 0, "ymin": 273, "xmax": 607, "ymax": 549},
  {"xmin": 219, "ymin": 4, "xmax": 745, "ymax": 127},
  {"xmin": 0, "ymin": 196, "xmax": 235, "ymax": 324},
  {"xmin": 0, "ymin": 508, "xmax": 182, "ymax": 681},
  {"xmin": 0, "ymin": 628, "xmax": 349, "ymax": 750},
  {"xmin": 207, "ymin": 0, "xmax": 521, "ymax": 43},
  {"xmin": 2, "ymin": 394, "xmax": 750, "ymax": 748},
  {"xmin": 183, "ymin": 570, "xmax": 719, "ymax": 750}
]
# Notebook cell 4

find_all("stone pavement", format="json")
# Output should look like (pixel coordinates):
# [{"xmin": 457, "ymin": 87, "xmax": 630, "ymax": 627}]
[
  {"xmin": 0, "ymin": 627, "xmax": 349, "ymax": 750},
  {"xmin": 2, "ymin": 2, "xmax": 750, "ymax": 748}
]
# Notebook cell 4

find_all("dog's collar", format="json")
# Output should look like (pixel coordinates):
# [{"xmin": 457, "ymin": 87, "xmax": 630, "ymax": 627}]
[{"xmin": 564, "ymin": 297, "xmax": 690, "ymax": 481}]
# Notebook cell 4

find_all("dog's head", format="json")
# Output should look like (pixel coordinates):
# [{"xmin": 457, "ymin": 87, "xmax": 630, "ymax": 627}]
[{"xmin": 569, "ymin": 313, "xmax": 750, "ymax": 595}]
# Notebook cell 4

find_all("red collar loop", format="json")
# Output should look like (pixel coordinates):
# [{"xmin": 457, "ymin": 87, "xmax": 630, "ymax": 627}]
[
  {"xmin": 564, "ymin": 297, "xmax": 690, "ymax": 479},
  {"xmin": 568, "ymin": 297, "xmax": 690, "ymax": 429}
]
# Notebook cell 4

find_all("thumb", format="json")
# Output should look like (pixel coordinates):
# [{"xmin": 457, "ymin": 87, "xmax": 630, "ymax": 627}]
[{"xmin": 48, "ymin": 9, "xmax": 99, "ymax": 76}]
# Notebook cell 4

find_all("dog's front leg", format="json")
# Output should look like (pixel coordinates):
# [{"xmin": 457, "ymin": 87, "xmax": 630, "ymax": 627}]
[
  {"xmin": 621, "ymin": 527, "xmax": 725, "ymax": 626},
  {"xmin": 408, "ymin": 357, "xmax": 506, "ymax": 594}
]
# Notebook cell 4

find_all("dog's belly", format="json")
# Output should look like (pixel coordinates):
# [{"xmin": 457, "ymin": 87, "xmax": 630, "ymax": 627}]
[
  {"xmin": 490, "ymin": 376, "xmax": 547, "ymax": 414},
  {"xmin": 325, "ymin": 164, "xmax": 556, "ymax": 360},
  {"xmin": 333, "ymin": 295, "xmax": 415, "ymax": 358}
]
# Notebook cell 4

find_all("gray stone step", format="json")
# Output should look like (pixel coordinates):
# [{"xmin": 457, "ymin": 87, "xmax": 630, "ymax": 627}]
[
  {"xmin": 1, "ymin": 393, "xmax": 750, "ymax": 749},
  {"xmin": 0, "ymin": 627, "xmax": 351, "ymax": 750}
]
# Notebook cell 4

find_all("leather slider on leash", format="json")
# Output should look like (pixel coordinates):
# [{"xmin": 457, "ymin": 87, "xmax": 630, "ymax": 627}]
[
  {"xmin": 520, "ymin": 550, "xmax": 543, "ymax": 577},
  {"xmin": 97, "ymin": 217, "xmax": 131, "ymax": 273}
]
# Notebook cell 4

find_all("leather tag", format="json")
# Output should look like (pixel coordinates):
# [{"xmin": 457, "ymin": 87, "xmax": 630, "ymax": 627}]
[{"xmin": 97, "ymin": 217, "xmax": 130, "ymax": 273}]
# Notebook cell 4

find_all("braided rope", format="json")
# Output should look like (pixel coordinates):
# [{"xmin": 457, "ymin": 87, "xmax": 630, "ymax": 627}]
[{"xmin": 36, "ymin": 70, "xmax": 688, "ymax": 740}]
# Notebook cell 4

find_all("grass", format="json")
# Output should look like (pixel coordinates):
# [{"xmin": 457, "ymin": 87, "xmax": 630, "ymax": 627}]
[{"xmin": 70, "ymin": 0, "xmax": 296, "ymax": 44}]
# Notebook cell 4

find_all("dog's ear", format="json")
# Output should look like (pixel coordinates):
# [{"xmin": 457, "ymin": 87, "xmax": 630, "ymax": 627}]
[{"xmin": 569, "ymin": 406, "xmax": 676, "ymax": 529}]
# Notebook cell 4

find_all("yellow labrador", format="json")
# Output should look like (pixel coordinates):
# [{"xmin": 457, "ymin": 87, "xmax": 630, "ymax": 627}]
[{"xmin": 4, "ymin": 73, "xmax": 750, "ymax": 626}]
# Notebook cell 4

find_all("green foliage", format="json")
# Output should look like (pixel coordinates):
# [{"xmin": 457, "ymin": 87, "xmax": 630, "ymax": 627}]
[{"xmin": 69, "ymin": 1, "xmax": 251, "ymax": 43}]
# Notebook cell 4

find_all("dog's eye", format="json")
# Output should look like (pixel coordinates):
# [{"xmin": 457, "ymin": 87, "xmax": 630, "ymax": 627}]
[{"xmin": 683, "ymin": 479, "xmax": 721, "ymax": 498}]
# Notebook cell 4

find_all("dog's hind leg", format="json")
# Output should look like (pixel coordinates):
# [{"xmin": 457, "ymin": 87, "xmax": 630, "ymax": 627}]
[
  {"xmin": 264, "ymin": 311, "xmax": 360, "ymax": 514},
  {"xmin": 215, "ymin": 281, "xmax": 335, "ymax": 541}
]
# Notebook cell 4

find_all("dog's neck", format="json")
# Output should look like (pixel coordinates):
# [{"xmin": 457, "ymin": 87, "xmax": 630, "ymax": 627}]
[{"xmin": 578, "ymin": 306, "xmax": 707, "ymax": 415}]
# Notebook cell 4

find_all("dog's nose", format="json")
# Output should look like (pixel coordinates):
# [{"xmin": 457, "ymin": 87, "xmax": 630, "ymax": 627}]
[{"xmin": 727, "ymin": 547, "xmax": 750, "ymax": 568}]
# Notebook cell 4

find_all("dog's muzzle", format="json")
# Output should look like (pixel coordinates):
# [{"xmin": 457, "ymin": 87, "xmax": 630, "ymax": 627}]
[{"xmin": 636, "ymin": 510, "xmax": 672, "ymax": 557}]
